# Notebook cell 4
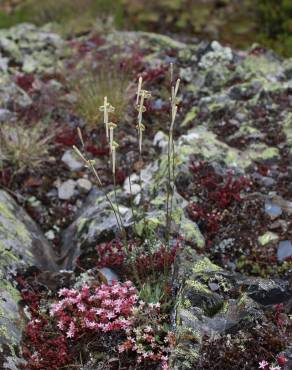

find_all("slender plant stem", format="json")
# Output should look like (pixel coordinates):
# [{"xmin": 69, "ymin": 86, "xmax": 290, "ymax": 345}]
[
  {"xmin": 165, "ymin": 130, "xmax": 172, "ymax": 243},
  {"xmin": 128, "ymin": 175, "xmax": 138, "ymax": 229},
  {"xmin": 88, "ymin": 160, "xmax": 123, "ymax": 233},
  {"xmin": 113, "ymin": 171, "xmax": 125, "ymax": 231}
]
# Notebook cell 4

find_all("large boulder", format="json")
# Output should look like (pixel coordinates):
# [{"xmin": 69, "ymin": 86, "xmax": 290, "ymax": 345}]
[
  {"xmin": 170, "ymin": 247, "xmax": 291, "ymax": 369},
  {"xmin": 0, "ymin": 190, "xmax": 57, "ymax": 369}
]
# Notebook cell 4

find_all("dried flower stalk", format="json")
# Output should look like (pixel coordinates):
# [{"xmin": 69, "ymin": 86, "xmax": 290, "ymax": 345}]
[
  {"xmin": 99, "ymin": 96, "xmax": 115, "ymax": 140},
  {"xmin": 166, "ymin": 71, "xmax": 180, "ymax": 243}
]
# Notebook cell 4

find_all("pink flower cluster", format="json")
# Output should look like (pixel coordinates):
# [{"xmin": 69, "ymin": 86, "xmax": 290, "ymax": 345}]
[
  {"xmin": 118, "ymin": 301, "xmax": 175, "ymax": 370},
  {"xmin": 50, "ymin": 281, "xmax": 137, "ymax": 339}
]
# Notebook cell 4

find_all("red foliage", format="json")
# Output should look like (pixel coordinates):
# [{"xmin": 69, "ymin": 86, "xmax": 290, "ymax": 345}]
[
  {"xmin": 16, "ymin": 74, "xmax": 35, "ymax": 92},
  {"xmin": 96, "ymin": 240, "xmax": 126, "ymax": 269},
  {"xmin": 22, "ymin": 318, "xmax": 71, "ymax": 370},
  {"xmin": 277, "ymin": 355, "xmax": 288, "ymax": 366},
  {"xmin": 115, "ymin": 169, "xmax": 127, "ymax": 184},
  {"xmin": 141, "ymin": 65, "xmax": 167, "ymax": 83},
  {"xmin": 188, "ymin": 162, "xmax": 252, "ymax": 242},
  {"xmin": 96, "ymin": 239, "xmax": 180, "ymax": 280},
  {"xmin": 135, "ymin": 244, "xmax": 179, "ymax": 278},
  {"xmin": 190, "ymin": 161, "xmax": 251, "ymax": 208},
  {"xmin": 55, "ymin": 127, "xmax": 79, "ymax": 146},
  {"xmin": 275, "ymin": 303, "xmax": 285, "ymax": 328},
  {"xmin": 0, "ymin": 168, "xmax": 12, "ymax": 186},
  {"xmin": 188, "ymin": 204, "xmax": 220, "ymax": 237},
  {"xmin": 85, "ymin": 144, "xmax": 109, "ymax": 157}
]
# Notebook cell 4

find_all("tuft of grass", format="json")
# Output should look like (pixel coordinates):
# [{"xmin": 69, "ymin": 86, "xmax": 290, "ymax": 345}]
[
  {"xmin": 0, "ymin": 122, "xmax": 51, "ymax": 173},
  {"xmin": 72, "ymin": 66, "xmax": 131, "ymax": 129}
]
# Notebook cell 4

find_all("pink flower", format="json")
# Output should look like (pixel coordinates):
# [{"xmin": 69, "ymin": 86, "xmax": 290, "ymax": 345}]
[
  {"xmin": 269, "ymin": 367, "xmax": 281, "ymax": 370},
  {"xmin": 66, "ymin": 321, "xmax": 76, "ymax": 338},
  {"xmin": 259, "ymin": 361, "xmax": 269, "ymax": 369},
  {"xmin": 106, "ymin": 312, "xmax": 116, "ymax": 320},
  {"xmin": 77, "ymin": 303, "xmax": 86, "ymax": 312}
]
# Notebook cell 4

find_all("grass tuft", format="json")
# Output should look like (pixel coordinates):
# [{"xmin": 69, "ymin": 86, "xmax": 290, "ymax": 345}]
[
  {"xmin": 72, "ymin": 66, "xmax": 131, "ymax": 129},
  {"xmin": 0, "ymin": 122, "xmax": 51, "ymax": 173}
]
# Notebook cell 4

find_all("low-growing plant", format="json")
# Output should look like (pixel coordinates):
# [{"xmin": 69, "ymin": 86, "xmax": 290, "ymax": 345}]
[
  {"xmin": 0, "ymin": 122, "xmax": 51, "ymax": 173},
  {"xmin": 72, "ymin": 66, "xmax": 131, "ymax": 129}
]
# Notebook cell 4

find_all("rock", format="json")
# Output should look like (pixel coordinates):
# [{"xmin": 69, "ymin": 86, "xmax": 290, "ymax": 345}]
[
  {"xmin": 153, "ymin": 131, "xmax": 168, "ymax": 151},
  {"xmin": 0, "ymin": 190, "xmax": 57, "ymax": 368},
  {"xmin": 239, "ymin": 276, "xmax": 291, "ymax": 305},
  {"xmin": 76, "ymin": 178, "xmax": 92, "ymax": 194},
  {"xmin": 58, "ymin": 179, "xmax": 76, "ymax": 200},
  {"xmin": 45, "ymin": 229, "xmax": 55, "ymax": 241},
  {"xmin": 265, "ymin": 200, "xmax": 283, "ymax": 219},
  {"xmin": 0, "ymin": 75, "xmax": 32, "ymax": 109},
  {"xmin": 170, "ymin": 248, "xmax": 291, "ymax": 369},
  {"xmin": 123, "ymin": 174, "xmax": 141, "ymax": 195},
  {"xmin": 0, "ymin": 23, "xmax": 65, "ymax": 74},
  {"xmin": 0, "ymin": 56, "xmax": 9, "ymax": 72},
  {"xmin": 0, "ymin": 108, "xmax": 13, "ymax": 122},
  {"xmin": 98, "ymin": 267, "xmax": 120, "ymax": 285},
  {"xmin": 61, "ymin": 150, "xmax": 84, "ymax": 171},
  {"xmin": 277, "ymin": 240, "xmax": 292, "ymax": 262},
  {"xmin": 61, "ymin": 188, "xmax": 132, "ymax": 269},
  {"xmin": 198, "ymin": 41, "xmax": 233, "ymax": 69},
  {"xmin": 258, "ymin": 231, "xmax": 279, "ymax": 246}
]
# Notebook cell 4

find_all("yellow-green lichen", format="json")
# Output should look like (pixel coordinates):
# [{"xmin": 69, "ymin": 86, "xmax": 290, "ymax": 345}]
[
  {"xmin": 192, "ymin": 257, "xmax": 221, "ymax": 274},
  {"xmin": 258, "ymin": 231, "xmax": 279, "ymax": 246},
  {"xmin": 186, "ymin": 280, "xmax": 210, "ymax": 294}
]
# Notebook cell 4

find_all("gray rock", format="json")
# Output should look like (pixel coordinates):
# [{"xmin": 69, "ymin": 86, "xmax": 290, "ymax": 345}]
[
  {"xmin": 170, "ymin": 248, "xmax": 290, "ymax": 369},
  {"xmin": 0, "ymin": 23, "xmax": 65, "ymax": 74},
  {"xmin": 0, "ymin": 108, "xmax": 13, "ymax": 122},
  {"xmin": 277, "ymin": 240, "xmax": 292, "ymax": 262},
  {"xmin": 58, "ymin": 179, "xmax": 76, "ymax": 200},
  {"xmin": 61, "ymin": 188, "xmax": 132, "ymax": 269},
  {"xmin": 0, "ymin": 190, "xmax": 57, "ymax": 368},
  {"xmin": 265, "ymin": 200, "xmax": 283, "ymax": 219},
  {"xmin": 76, "ymin": 178, "xmax": 92, "ymax": 194},
  {"xmin": 61, "ymin": 150, "xmax": 84, "ymax": 171}
]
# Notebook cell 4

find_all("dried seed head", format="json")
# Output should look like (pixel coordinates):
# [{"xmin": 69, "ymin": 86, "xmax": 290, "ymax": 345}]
[
  {"xmin": 135, "ymin": 104, "xmax": 146, "ymax": 113},
  {"xmin": 77, "ymin": 127, "xmax": 85, "ymax": 148},
  {"xmin": 138, "ymin": 89, "xmax": 151, "ymax": 99},
  {"xmin": 136, "ymin": 76, "xmax": 143, "ymax": 105},
  {"xmin": 99, "ymin": 97, "xmax": 115, "ymax": 139},
  {"xmin": 108, "ymin": 122, "xmax": 117, "ymax": 150},
  {"xmin": 174, "ymin": 78, "xmax": 180, "ymax": 98},
  {"xmin": 136, "ymin": 123, "xmax": 145, "ymax": 131},
  {"xmin": 72, "ymin": 145, "xmax": 87, "ymax": 163}
]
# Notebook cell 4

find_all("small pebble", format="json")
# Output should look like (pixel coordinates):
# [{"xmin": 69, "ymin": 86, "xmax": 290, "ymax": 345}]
[
  {"xmin": 77, "ymin": 178, "xmax": 92, "ymax": 194},
  {"xmin": 265, "ymin": 201, "xmax": 282, "ymax": 219},
  {"xmin": 277, "ymin": 240, "xmax": 292, "ymax": 262},
  {"xmin": 58, "ymin": 179, "xmax": 76, "ymax": 200},
  {"xmin": 62, "ymin": 150, "xmax": 84, "ymax": 171},
  {"xmin": 45, "ymin": 230, "xmax": 55, "ymax": 240}
]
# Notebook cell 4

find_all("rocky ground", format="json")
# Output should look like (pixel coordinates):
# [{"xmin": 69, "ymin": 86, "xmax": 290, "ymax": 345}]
[{"xmin": 0, "ymin": 23, "xmax": 291, "ymax": 369}]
